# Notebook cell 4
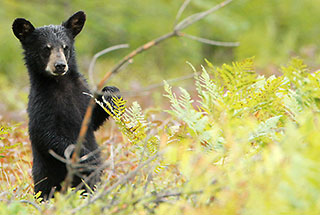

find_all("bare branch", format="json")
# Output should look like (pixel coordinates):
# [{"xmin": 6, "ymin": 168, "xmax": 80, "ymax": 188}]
[
  {"xmin": 88, "ymin": 44, "xmax": 129, "ymax": 89},
  {"xmin": 174, "ymin": 0, "xmax": 233, "ymax": 31},
  {"xmin": 73, "ymin": 160, "xmax": 111, "ymax": 193},
  {"xmin": 110, "ymin": 144, "xmax": 115, "ymax": 171},
  {"xmin": 62, "ymin": 98, "xmax": 96, "ymax": 192},
  {"xmin": 181, "ymin": 33, "xmax": 240, "ymax": 47},
  {"xmin": 71, "ymin": 153, "xmax": 159, "ymax": 214},
  {"xmin": 97, "ymin": 31, "xmax": 177, "ymax": 90},
  {"xmin": 79, "ymin": 147, "xmax": 102, "ymax": 163},
  {"xmin": 98, "ymin": 0, "xmax": 234, "ymax": 87},
  {"xmin": 174, "ymin": 0, "xmax": 192, "ymax": 27},
  {"xmin": 20, "ymin": 200, "xmax": 41, "ymax": 211},
  {"xmin": 105, "ymin": 190, "xmax": 204, "ymax": 214},
  {"xmin": 49, "ymin": 149, "xmax": 68, "ymax": 164},
  {"xmin": 92, "ymin": 153, "xmax": 158, "ymax": 202}
]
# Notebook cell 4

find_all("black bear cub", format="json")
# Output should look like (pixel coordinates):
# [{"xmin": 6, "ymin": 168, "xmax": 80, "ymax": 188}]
[{"xmin": 12, "ymin": 11, "xmax": 118, "ymax": 200}]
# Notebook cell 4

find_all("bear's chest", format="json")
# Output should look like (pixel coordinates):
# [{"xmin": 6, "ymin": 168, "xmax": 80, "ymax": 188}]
[{"xmin": 28, "ymin": 77, "xmax": 91, "ymax": 132}]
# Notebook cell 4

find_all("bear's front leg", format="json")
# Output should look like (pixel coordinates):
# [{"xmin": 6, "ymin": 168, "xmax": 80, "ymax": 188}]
[{"xmin": 91, "ymin": 86, "xmax": 121, "ymax": 131}]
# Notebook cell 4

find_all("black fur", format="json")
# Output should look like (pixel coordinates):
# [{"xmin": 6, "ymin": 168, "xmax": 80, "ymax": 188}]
[{"xmin": 12, "ymin": 11, "xmax": 119, "ymax": 200}]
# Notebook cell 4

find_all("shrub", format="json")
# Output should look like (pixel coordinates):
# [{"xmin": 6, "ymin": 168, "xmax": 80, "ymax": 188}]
[{"xmin": 2, "ymin": 58, "xmax": 320, "ymax": 214}]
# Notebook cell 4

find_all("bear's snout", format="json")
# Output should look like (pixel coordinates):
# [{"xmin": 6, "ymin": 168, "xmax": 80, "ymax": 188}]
[
  {"xmin": 54, "ymin": 61, "xmax": 67, "ymax": 75},
  {"xmin": 45, "ymin": 48, "xmax": 69, "ymax": 76}
]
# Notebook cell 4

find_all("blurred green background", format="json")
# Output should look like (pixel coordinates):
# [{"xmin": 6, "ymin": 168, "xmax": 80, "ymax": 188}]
[{"xmin": 0, "ymin": 0, "xmax": 319, "ymax": 120}]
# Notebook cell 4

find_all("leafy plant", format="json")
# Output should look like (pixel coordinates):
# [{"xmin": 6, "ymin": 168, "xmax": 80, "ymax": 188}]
[{"xmin": 2, "ymin": 58, "xmax": 320, "ymax": 214}]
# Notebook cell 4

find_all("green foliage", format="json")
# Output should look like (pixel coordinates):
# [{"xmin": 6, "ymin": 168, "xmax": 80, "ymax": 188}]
[
  {"xmin": 0, "ymin": 201, "xmax": 30, "ymax": 215},
  {"xmin": 281, "ymin": 58, "xmax": 320, "ymax": 108},
  {"xmin": 2, "ymin": 58, "xmax": 320, "ymax": 214},
  {"xmin": 160, "ymin": 58, "xmax": 320, "ymax": 214},
  {"xmin": 0, "ymin": 125, "xmax": 11, "ymax": 158},
  {"xmin": 0, "ymin": 125, "xmax": 10, "ymax": 140},
  {"xmin": 1, "ymin": 1, "xmax": 320, "ymax": 212},
  {"xmin": 100, "ymin": 96, "xmax": 160, "ymax": 160},
  {"xmin": 164, "ymin": 58, "xmax": 291, "ymax": 150}
]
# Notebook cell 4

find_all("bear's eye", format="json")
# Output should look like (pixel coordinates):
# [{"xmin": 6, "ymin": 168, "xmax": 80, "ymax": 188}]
[
  {"xmin": 63, "ymin": 45, "xmax": 68, "ymax": 51},
  {"xmin": 42, "ymin": 44, "xmax": 52, "ymax": 57},
  {"xmin": 44, "ymin": 44, "xmax": 52, "ymax": 51}
]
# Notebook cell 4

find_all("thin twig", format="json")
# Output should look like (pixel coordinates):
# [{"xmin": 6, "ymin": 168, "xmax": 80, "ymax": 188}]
[
  {"xmin": 107, "ymin": 190, "xmax": 203, "ymax": 214},
  {"xmin": 174, "ymin": 0, "xmax": 192, "ymax": 27},
  {"xmin": 49, "ymin": 149, "xmax": 100, "ymax": 169},
  {"xmin": 91, "ymin": 153, "xmax": 158, "ymax": 202},
  {"xmin": 62, "ymin": 98, "xmax": 96, "ymax": 192},
  {"xmin": 181, "ymin": 33, "xmax": 240, "ymax": 47},
  {"xmin": 71, "ymin": 153, "xmax": 159, "ymax": 214},
  {"xmin": 98, "ymin": 31, "xmax": 177, "ymax": 90},
  {"xmin": 88, "ymin": 44, "xmax": 129, "ymax": 89},
  {"xmin": 49, "ymin": 149, "xmax": 68, "ymax": 164},
  {"xmin": 98, "ymin": 0, "xmax": 234, "ymax": 88},
  {"xmin": 110, "ymin": 144, "xmax": 115, "ymax": 171},
  {"xmin": 174, "ymin": 0, "xmax": 233, "ymax": 31},
  {"xmin": 73, "ymin": 160, "xmax": 111, "ymax": 193},
  {"xmin": 20, "ymin": 200, "xmax": 41, "ymax": 211},
  {"xmin": 68, "ymin": 143, "xmax": 121, "ymax": 196}
]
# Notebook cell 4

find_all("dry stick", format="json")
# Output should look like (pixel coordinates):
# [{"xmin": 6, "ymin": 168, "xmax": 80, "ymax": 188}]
[
  {"xmin": 61, "ymin": 99, "xmax": 96, "ymax": 193},
  {"xmin": 174, "ymin": 0, "xmax": 233, "ymax": 31},
  {"xmin": 141, "ymin": 190, "xmax": 203, "ymax": 205},
  {"xmin": 65, "ymin": 0, "xmax": 234, "ymax": 193},
  {"xmin": 173, "ymin": 0, "xmax": 192, "ymax": 27},
  {"xmin": 101, "ymin": 31, "xmax": 177, "ymax": 86},
  {"xmin": 61, "ymin": 45, "xmax": 129, "ymax": 193},
  {"xmin": 181, "ymin": 33, "xmax": 240, "ymax": 47},
  {"xmin": 73, "ymin": 160, "xmax": 111, "ymax": 192},
  {"xmin": 89, "ymin": 44, "xmax": 129, "ymax": 89},
  {"xmin": 50, "ymin": 149, "xmax": 102, "ymax": 172},
  {"xmin": 71, "ymin": 153, "xmax": 159, "ymax": 214},
  {"xmin": 20, "ymin": 200, "xmax": 41, "ymax": 211},
  {"xmin": 99, "ymin": 0, "xmax": 235, "ymax": 88},
  {"xmin": 107, "ymin": 190, "xmax": 203, "ymax": 214}
]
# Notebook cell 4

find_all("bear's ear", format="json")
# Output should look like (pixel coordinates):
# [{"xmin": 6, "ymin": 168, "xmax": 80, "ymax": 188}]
[
  {"xmin": 12, "ymin": 18, "xmax": 35, "ymax": 41},
  {"xmin": 62, "ymin": 11, "xmax": 86, "ymax": 38}
]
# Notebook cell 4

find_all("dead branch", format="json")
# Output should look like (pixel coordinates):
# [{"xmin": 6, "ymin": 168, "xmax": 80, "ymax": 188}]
[
  {"xmin": 19, "ymin": 200, "xmax": 41, "ymax": 211},
  {"xmin": 49, "ymin": 149, "xmax": 68, "ymax": 164},
  {"xmin": 65, "ymin": 0, "xmax": 236, "ymax": 193},
  {"xmin": 71, "ymin": 153, "xmax": 159, "ymax": 214},
  {"xmin": 181, "ymin": 33, "xmax": 240, "ymax": 47},
  {"xmin": 174, "ymin": 0, "xmax": 233, "ymax": 31},
  {"xmin": 99, "ymin": 0, "xmax": 236, "ymax": 88},
  {"xmin": 88, "ymin": 44, "xmax": 129, "ymax": 89},
  {"xmin": 72, "ymin": 160, "xmax": 111, "ymax": 194},
  {"xmin": 174, "ymin": 0, "xmax": 191, "ymax": 27},
  {"xmin": 104, "ymin": 190, "xmax": 204, "ymax": 214}
]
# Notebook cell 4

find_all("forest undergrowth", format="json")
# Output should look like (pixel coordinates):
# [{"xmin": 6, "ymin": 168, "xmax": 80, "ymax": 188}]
[{"xmin": 1, "ymin": 57, "xmax": 320, "ymax": 214}]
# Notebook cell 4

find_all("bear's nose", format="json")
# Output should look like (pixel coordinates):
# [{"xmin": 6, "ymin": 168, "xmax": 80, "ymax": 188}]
[{"xmin": 54, "ymin": 63, "xmax": 66, "ymax": 72}]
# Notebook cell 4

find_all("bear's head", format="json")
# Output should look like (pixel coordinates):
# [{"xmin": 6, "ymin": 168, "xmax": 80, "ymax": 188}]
[{"xmin": 12, "ymin": 11, "xmax": 86, "ymax": 77}]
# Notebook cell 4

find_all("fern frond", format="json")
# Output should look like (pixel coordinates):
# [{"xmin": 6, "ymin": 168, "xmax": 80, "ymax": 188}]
[{"xmin": 213, "ymin": 57, "xmax": 257, "ymax": 94}]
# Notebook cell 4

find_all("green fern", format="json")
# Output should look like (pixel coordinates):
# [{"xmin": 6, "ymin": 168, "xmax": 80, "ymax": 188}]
[
  {"xmin": 164, "ymin": 58, "xmax": 301, "ymax": 148},
  {"xmin": 209, "ymin": 57, "xmax": 257, "ymax": 94},
  {"xmin": 164, "ymin": 80, "xmax": 222, "ymax": 150},
  {"xmin": 281, "ymin": 58, "xmax": 320, "ymax": 108},
  {"xmin": 193, "ymin": 64, "xmax": 222, "ymax": 114},
  {"xmin": 99, "ymin": 97, "xmax": 160, "ymax": 162}
]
